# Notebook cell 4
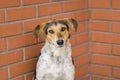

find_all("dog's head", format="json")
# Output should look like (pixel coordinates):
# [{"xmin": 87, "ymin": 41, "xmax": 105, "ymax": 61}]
[{"xmin": 34, "ymin": 18, "xmax": 78, "ymax": 47}]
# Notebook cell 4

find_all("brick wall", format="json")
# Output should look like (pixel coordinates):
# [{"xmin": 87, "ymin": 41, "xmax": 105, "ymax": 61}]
[
  {"xmin": 89, "ymin": 0, "xmax": 120, "ymax": 80},
  {"xmin": 0, "ymin": 0, "xmax": 120, "ymax": 80},
  {"xmin": 0, "ymin": 0, "xmax": 89, "ymax": 80}
]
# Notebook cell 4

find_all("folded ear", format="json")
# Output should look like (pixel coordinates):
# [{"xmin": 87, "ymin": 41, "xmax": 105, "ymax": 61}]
[
  {"xmin": 34, "ymin": 23, "xmax": 46, "ymax": 39},
  {"xmin": 63, "ymin": 18, "xmax": 78, "ymax": 32}
]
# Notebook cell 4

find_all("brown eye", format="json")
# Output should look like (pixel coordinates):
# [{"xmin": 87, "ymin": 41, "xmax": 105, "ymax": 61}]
[
  {"xmin": 61, "ymin": 27, "xmax": 66, "ymax": 32},
  {"xmin": 49, "ymin": 30, "xmax": 54, "ymax": 34}
]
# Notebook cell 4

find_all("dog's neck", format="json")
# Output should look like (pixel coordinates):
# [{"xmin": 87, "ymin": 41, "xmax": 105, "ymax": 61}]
[{"xmin": 41, "ymin": 39, "xmax": 72, "ymax": 58}]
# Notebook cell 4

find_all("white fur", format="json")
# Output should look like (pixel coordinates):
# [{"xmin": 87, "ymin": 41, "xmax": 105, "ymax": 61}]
[{"xmin": 35, "ymin": 39, "xmax": 75, "ymax": 80}]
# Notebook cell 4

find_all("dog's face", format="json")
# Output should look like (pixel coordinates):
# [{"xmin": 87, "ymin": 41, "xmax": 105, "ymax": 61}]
[
  {"xmin": 46, "ymin": 23, "xmax": 69, "ymax": 47},
  {"xmin": 34, "ymin": 18, "xmax": 78, "ymax": 47}
]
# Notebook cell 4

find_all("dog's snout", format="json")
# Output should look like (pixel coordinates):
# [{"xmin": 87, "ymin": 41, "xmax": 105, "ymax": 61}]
[{"xmin": 57, "ymin": 40, "xmax": 64, "ymax": 45}]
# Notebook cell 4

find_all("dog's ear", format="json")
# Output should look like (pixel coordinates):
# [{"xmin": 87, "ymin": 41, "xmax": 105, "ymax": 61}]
[
  {"xmin": 34, "ymin": 23, "xmax": 46, "ymax": 39},
  {"xmin": 63, "ymin": 18, "xmax": 78, "ymax": 32}
]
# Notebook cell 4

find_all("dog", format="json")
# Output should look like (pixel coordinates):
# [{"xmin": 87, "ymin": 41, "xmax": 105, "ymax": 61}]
[{"xmin": 33, "ymin": 18, "xmax": 78, "ymax": 80}]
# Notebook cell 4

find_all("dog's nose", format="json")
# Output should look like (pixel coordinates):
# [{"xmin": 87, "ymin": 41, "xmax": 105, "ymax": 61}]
[{"xmin": 57, "ymin": 40, "xmax": 64, "ymax": 45}]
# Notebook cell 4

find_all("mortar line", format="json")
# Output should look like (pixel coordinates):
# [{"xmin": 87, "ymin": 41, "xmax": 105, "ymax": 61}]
[
  {"xmin": 87, "ymin": 0, "xmax": 92, "ymax": 78},
  {"xmin": 24, "ymin": 74, "xmax": 26, "ymax": 80},
  {"xmin": 90, "ymin": 52, "xmax": 120, "ymax": 58},
  {"xmin": 4, "ymin": 8, "xmax": 6, "ymax": 24},
  {"xmin": 92, "ymin": 74, "xmax": 113, "ymax": 79},
  {"xmin": 22, "ymin": 48, "xmax": 25, "ymax": 61},
  {"xmin": 36, "ymin": 4, "xmax": 38, "ymax": 18},
  {"xmin": 110, "ymin": 0, "xmax": 112, "ymax": 9},
  {"xmin": 110, "ymin": 0, "xmax": 114, "ymax": 79},
  {"xmin": 10, "ymin": 73, "xmax": 26, "ymax": 80},
  {"xmin": 8, "ymin": 66, "xmax": 10, "ymax": 79},
  {"xmin": 20, "ymin": 0, "xmax": 22, "ymax": 6}
]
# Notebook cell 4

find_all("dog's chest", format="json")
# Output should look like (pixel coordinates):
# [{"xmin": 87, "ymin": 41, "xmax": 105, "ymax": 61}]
[
  {"xmin": 36, "ymin": 42, "xmax": 74, "ymax": 80},
  {"xmin": 47, "ymin": 58, "xmax": 65, "ymax": 75},
  {"xmin": 38, "ymin": 51, "xmax": 69, "ymax": 72},
  {"xmin": 37, "ymin": 54, "xmax": 70, "ymax": 79}
]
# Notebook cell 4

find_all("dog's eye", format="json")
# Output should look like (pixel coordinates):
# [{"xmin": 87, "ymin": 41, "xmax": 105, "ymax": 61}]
[
  {"xmin": 49, "ymin": 30, "xmax": 54, "ymax": 34},
  {"xmin": 61, "ymin": 27, "xmax": 66, "ymax": 32}
]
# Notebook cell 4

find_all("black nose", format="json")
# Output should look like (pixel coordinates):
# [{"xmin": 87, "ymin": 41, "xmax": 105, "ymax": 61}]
[{"xmin": 57, "ymin": 40, "xmax": 64, "ymax": 45}]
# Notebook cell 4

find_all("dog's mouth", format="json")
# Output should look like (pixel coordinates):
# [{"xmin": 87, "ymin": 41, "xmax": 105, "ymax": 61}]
[
  {"xmin": 58, "ymin": 45, "xmax": 64, "ymax": 48},
  {"xmin": 56, "ymin": 43, "xmax": 64, "ymax": 48}
]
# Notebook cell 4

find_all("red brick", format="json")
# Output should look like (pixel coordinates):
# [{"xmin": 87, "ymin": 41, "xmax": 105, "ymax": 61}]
[
  {"xmin": 112, "ymin": 0, "xmax": 120, "ymax": 9},
  {"xmin": 25, "ymin": 73, "xmax": 34, "ymax": 80},
  {"xmin": 77, "ymin": 22, "xmax": 85, "ymax": 33},
  {"xmin": 25, "ymin": 44, "xmax": 43, "ymax": 59},
  {"xmin": 90, "ymin": 65, "xmax": 111, "ymax": 76},
  {"xmin": 92, "ymin": 76, "xmax": 112, "ymax": 80},
  {"xmin": 112, "ymin": 23, "xmax": 120, "ymax": 33},
  {"xmin": 23, "ymin": 0, "xmax": 49, "ymax": 5},
  {"xmin": 90, "ymin": 43, "xmax": 111, "ymax": 54},
  {"xmin": 8, "ymin": 34, "xmax": 36, "ymax": 49},
  {"xmin": 0, "ymin": 0, "xmax": 20, "ymax": 8},
  {"xmin": 74, "ymin": 55, "xmax": 89, "ymax": 67},
  {"xmin": 75, "ymin": 66, "xmax": 88, "ymax": 79},
  {"xmin": 0, "ymin": 68, "xmax": 8, "ymax": 80},
  {"xmin": 10, "ymin": 59, "xmax": 37, "ymax": 77},
  {"xmin": 76, "ymin": 33, "xmax": 89, "ymax": 44},
  {"xmin": 24, "ymin": 17, "xmax": 50, "ymax": 33},
  {"xmin": 69, "ymin": 23, "xmax": 85, "ymax": 46},
  {"xmin": 38, "ymin": 3, "xmax": 62, "ymax": 16},
  {"xmin": 0, "ymin": 10, "xmax": 4, "ymax": 23},
  {"xmin": 0, "ymin": 23, "xmax": 22, "ymax": 38},
  {"xmin": 112, "ymin": 45, "xmax": 120, "ymax": 56},
  {"xmin": 12, "ymin": 76, "xmax": 24, "ymax": 80},
  {"xmin": 70, "ymin": 22, "xmax": 85, "ymax": 34},
  {"xmin": 89, "ymin": 0, "xmax": 110, "ymax": 8},
  {"xmin": 75, "ymin": 11, "xmax": 89, "ymax": 21},
  {"xmin": 70, "ymin": 36, "xmax": 76, "ymax": 46},
  {"xmin": 91, "ymin": 54, "xmax": 120, "ymax": 67},
  {"xmin": 0, "ymin": 50, "xmax": 23, "ymax": 66},
  {"xmin": 80, "ymin": 76, "xmax": 90, "ymax": 80},
  {"xmin": 91, "ymin": 10, "xmax": 120, "ymax": 21},
  {"xmin": 0, "ymin": 39, "xmax": 6, "ymax": 52},
  {"xmin": 52, "ymin": 13, "xmax": 75, "ymax": 20},
  {"xmin": 6, "ymin": 7, "xmax": 36, "ymax": 21},
  {"xmin": 91, "ymin": 32, "xmax": 120, "ymax": 44},
  {"xmin": 64, "ymin": 0, "xmax": 87, "ymax": 12},
  {"xmin": 113, "ymin": 68, "xmax": 120, "ymax": 78},
  {"xmin": 72, "ymin": 44, "xmax": 87, "ymax": 57},
  {"xmin": 89, "ymin": 22, "xmax": 110, "ymax": 32},
  {"xmin": 85, "ymin": 21, "xmax": 89, "ymax": 31}
]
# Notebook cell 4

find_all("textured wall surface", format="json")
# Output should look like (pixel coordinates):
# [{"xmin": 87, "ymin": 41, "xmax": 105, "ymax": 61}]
[
  {"xmin": 0, "ymin": 0, "xmax": 89, "ymax": 80},
  {"xmin": 0, "ymin": 0, "xmax": 120, "ymax": 80},
  {"xmin": 89, "ymin": 0, "xmax": 120, "ymax": 80}
]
